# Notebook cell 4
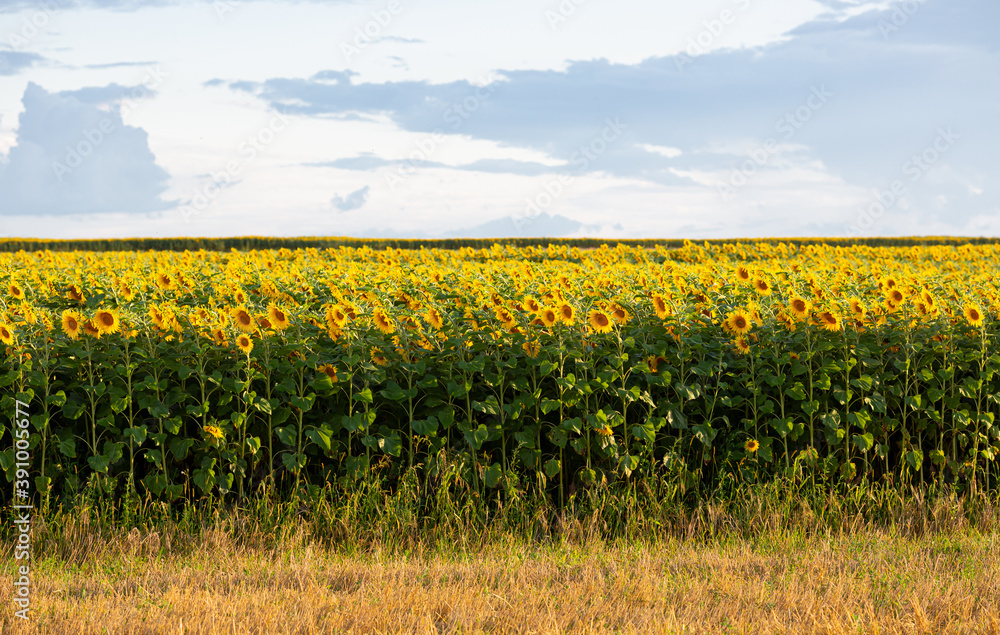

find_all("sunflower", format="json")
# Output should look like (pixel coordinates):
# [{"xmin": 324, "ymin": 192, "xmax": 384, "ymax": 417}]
[
  {"xmin": 317, "ymin": 364, "xmax": 339, "ymax": 382},
  {"xmin": 118, "ymin": 280, "xmax": 137, "ymax": 301},
  {"xmin": 0, "ymin": 322, "xmax": 14, "ymax": 346},
  {"xmin": 326, "ymin": 304, "xmax": 348, "ymax": 329},
  {"xmin": 7, "ymin": 281, "xmax": 25, "ymax": 301},
  {"xmin": 744, "ymin": 439, "xmax": 760, "ymax": 453},
  {"xmin": 67, "ymin": 284, "xmax": 85, "ymax": 303},
  {"xmin": 203, "ymin": 425, "xmax": 224, "ymax": 441},
  {"xmin": 726, "ymin": 309, "xmax": 753, "ymax": 335},
  {"xmin": 788, "ymin": 296, "xmax": 811, "ymax": 320},
  {"xmin": 371, "ymin": 347, "xmax": 389, "ymax": 366},
  {"xmin": 752, "ymin": 277, "xmax": 772, "ymax": 296},
  {"xmin": 539, "ymin": 306, "xmax": 558, "ymax": 327},
  {"xmin": 651, "ymin": 293, "xmax": 670, "ymax": 319},
  {"xmin": 588, "ymin": 309, "xmax": 614, "ymax": 334},
  {"xmin": 558, "ymin": 303, "xmax": 575, "ymax": 324},
  {"xmin": 83, "ymin": 319, "xmax": 101, "ymax": 339},
  {"xmin": 257, "ymin": 315, "xmax": 273, "ymax": 330},
  {"xmin": 372, "ymin": 307, "xmax": 395, "ymax": 334},
  {"xmin": 236, "ymin": 333, "xmax": 254, "ymax": 355},
  {"xmin": 733, "ymin": 336, "xmax": 750, "ymax": 355},
  {"xmin": 609, "ymin": 303, "xmax": 630, "ymax": 324},
  {"xmin": 93, "ymin": 308, "xmax": 120, "ymax": 335},
  {"xmin": 734, "ymin": 265, "xmax": 752, "ymax": 284},
  {"xmin": 521, "ymin": 297, "xmax": 541, "ymax": 313},
  {"xmin": 884, "ymin": 288, "xmax": 905, "ymax": 306},
  {"xmin": 964, "ymin": 303, "xmax": 984, "ymax": 327},
  {"xmin": 817, "ymin": 309, "xmax": 842, "ymax": 332},
  {"xmin": 522, "ymin": 341, "xmax": 540, "ymax": 357},
  {"xmin": 154, "ymin": 271, "xmax": 176, "ymax": 290},
  {"xmin": 848, "ymin": 297, "xmax": 867, "ymax": 318},
  {"xmin": 494, "ymin": 306, "xmax": 517, "ymax": 329},
  {"xmin": 61, "ymin": 310, "xmax": 83, "ymax": 339},
  {"xmin": 211, "ymin": 328, "xmax": 227, "ymax": 346},
  {"xmin": 230, "ymin": 306, "xmax": 256, "ymax": 332},
  {"xmin": 425, "ymin": 307, "xmax": 444, "ymax": 330},
  {"xmin": 268, "ymin": 304, "xmax": 291, "ymax": 330}
]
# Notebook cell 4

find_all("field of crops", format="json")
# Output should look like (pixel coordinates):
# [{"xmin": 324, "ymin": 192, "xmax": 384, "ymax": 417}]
[{"xmin": 2, "ymin": 239, "xmax": 999, "ymax": 507}]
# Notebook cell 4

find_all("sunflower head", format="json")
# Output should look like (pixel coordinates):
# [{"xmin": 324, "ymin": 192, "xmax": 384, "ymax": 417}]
[
  {"xmin": 236, "ymin": 333, "xmax": 254, "ymax": 355},
  {"xmin": 539, "ymin": 307, "xmax": 558, "ymax": 327},
  {"xmin": 558, "ymin": 303, "xmax": 575, "ymax": 324},
  {"xmin": 788, "ymin": 296, "xmax": 811, "ymax": 320},
  {"xmin": 964, "ymin": 303, "xmax": 984, "ymax": 327},
  {"xmin": 0, "ymin": 322, "xmax": 14, "ymax": 346},
  {"xmin": 203, "ymin": 425, "xmax": 224, "ymax": 441},
  {"xmin": 752, "ymin": 277, "xmax": 772, "ymax": 295},
  {"xmin": 7, "ymin": 281, "xmax": 25, "ymax": 301},
  {"xmin": 372, "ymin": 307, "xmax": 396, "ymax": 334},
  {"xmin": 268, "ymin": 304, "xmax": 291, "ymax": 330},
  {"xmin": 588, "ymin": 309, "xmax": 613, "ymax": 334},
  {"xmin": 317, "ymin": 363, "xmax": 339, "ymax": 382},
  {"xmin": 425, "ymin": 307, "xmax": 444, "ymax": 330},
  {"xmin": 817, "ymin": 309, "xmax": 842, "ymax": 332},
  {"xmin": 744, "ymin": 439, "xmax": 760, "ymax": 453},
  {"xmin": 61, "ymin": 310, "xmax": 83, "ymax": 340},
  {"xmin": 652, "ymin": 294, "xmax": 670, "ymax": 319},
  {"xmin": 94, "ymin": 308, "xmax": 120, "ymax": 335},
  {"xmin": 726, "ymin": 309, "xmax": 753, "ymax": 335},
  {"xmin": 230, "ymin": 306, "xmax": 256, "ymax": 332}
]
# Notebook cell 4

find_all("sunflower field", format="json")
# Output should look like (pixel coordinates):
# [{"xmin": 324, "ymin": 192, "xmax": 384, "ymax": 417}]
[{"xmin": 1, "ymin": 239, "xmax": 999, "ymax": 507}]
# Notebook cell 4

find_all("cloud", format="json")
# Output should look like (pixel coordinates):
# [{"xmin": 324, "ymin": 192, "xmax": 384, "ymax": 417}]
[
  {"xmin": 0, "ymin": 50, "xmax": 44, "ymax": 75},
  {"xmin": 226, "ymin": 0, "xmax": 999, "ymax": 230},
  {"xmin": 57, "ymin": 82, "xmax": 157, "ymax": 105},
  {"xmin": 331, "ymin": 185, "xmax": 369, "ymax": 212},
  {"xmin": 0, "ymin": 82, "xmax": 174, "ymax": 216}
]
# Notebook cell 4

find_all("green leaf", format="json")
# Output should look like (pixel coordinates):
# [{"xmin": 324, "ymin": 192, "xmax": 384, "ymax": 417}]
[
  {"xmin": 544, "ymin": 458, "xmax": 561, "ymax": 478},
  {"xmin": 276, "ymin": 426, "xmax": 296, "ymax": 446},
  {"xmin": 411, "ymin": 416, "xmax": 439, "ymax": 436},
  {"xmin": 484, "ymin": 463, "xmax": 502, "ymax": 488}
]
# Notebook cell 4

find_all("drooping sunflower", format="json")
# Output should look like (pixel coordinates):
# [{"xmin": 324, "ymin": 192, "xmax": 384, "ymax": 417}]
[
  {"xmin": 651, "ymin": 294, "xmax": 670, "ymax": 319},
  {"xmin": 733, "ymin": 336, "xmax": 750, "ymax": 355},
  {"xmin": 203, "ymin": 425, "xmax": 224, "ymax": 441},
  {"xmin": 425, "ymin": 307, "xmax": 444, "ymax": 330},
  {"xmin": 372, "ymin": 307, "xmax": 396, "ymax": 334},
  {"xmin": 82, "ymin": 319, "xmax": 101, "ymax": 339},
  {"xmin": 93, "ymin": 308, "xmax": 120, "ymax": 335},
  {"xmin": 848, "ymin": 297, "xmax": 867, "ymax": 319},
  {"xmin": 268, "ymin": 304, "xmax": 291, "ymax": 330},
  {"xmin": 61, "ymin": 310, "xmax": 83, "ymax": 340},
  {"xmin": 734, "ymin": 265, "xmax": 752, "ymax": 284},
  {"xmin": 964, "ymin": 303, "xmax": 985, "ymax": 327},
  {"xmin": 788, "ymin": 296, "xmax": 812, "ymax": 321},
  {"xmin": 609, "ymin": 303, "xmax": 630, "ymax": 324},
  {"xmin": 522, "ymin": 341, "xmax": 540, "ymax": 357},
  {"xmin": 0, "ymin": 322, "xmax": 14, "ymax": 346},
  {"xmin": 230, "ymin": 306, "xmax": 256, "ymax": 332},
  {"xmin": 67, "ymin": 284, "xmax": 85, "ymax": 303},
  {"xmin": 817, "ymin": 309, "xmax": 842, "ymax": 332},
  {"xmin": 588, "ymin": 309, "xmax": 614, "ymax": 334},
  {"xmin": 317, "ymin": 364, "xmax": 339, "ymax": 382},
  {"xmin": 726, "ymin": 309, "xmax": 753, "ymax": 335},
  {"xmin": 154, "ymin": 271, "xmax": 176, "ymax": 291},
  {"xmin": 236, "ymin": 333, "xmax": 254, "ymax": 355},
  {"xmin": 371, "ymin": 347, "xmax": 389, "ymax": 366},
  {"xmin": 494, "ymin": 306, "xmax": 517, "ymax": 329}
]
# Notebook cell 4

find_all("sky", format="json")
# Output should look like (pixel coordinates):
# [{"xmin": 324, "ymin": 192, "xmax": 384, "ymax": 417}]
[{"xmin": 0, "ymin": 0, "xmax": 996, "ymax": 239}]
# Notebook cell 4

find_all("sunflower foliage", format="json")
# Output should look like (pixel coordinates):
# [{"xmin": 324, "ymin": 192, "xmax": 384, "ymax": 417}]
[{"xmin": 0, "ymin": 240, "xmax": 999, "ymax": 510}]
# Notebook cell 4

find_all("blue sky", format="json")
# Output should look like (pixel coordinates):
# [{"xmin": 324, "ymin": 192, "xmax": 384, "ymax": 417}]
[{"xmin": 0, "ymin": 0, "xmax": 996, "ymax": 238}]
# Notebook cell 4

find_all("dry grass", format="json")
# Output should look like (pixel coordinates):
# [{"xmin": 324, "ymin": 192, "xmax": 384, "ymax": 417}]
[{"xmin": 2, "ymin": 525, "xmax": 999, "ymax": 634}]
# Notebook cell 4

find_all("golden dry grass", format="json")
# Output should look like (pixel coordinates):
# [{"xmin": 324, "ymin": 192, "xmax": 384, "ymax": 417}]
[{"xmin": 2, "ymin": 526, "xmax": 999, "ymax": 635}]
